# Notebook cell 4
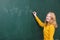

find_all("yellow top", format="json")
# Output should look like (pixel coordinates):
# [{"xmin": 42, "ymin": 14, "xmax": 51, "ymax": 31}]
[{"xmin": 35, "ymin": 16, "xmax": 55, "ymax": 40}]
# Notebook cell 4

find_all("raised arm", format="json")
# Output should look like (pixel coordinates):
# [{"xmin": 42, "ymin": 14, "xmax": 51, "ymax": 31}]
[{"xmin": 33, "ymin": 11, "xmax": 44, "ymax": 27}]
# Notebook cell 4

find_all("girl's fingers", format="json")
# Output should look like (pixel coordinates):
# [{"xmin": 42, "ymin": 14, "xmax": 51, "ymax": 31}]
[{"xmin": 33, "ymin": 11, "xmax": 36, "ymax": 14}]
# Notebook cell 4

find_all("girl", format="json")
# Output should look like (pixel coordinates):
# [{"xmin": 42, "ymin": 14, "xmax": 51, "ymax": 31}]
[{"xmin": 32, "ymin": 11, "xmax": 57, "ymax": 40}]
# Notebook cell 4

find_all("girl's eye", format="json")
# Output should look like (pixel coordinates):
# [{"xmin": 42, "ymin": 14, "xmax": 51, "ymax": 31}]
[{"xmin": 51, "ymin": 17, "xmax": 53, "ymax": 20}]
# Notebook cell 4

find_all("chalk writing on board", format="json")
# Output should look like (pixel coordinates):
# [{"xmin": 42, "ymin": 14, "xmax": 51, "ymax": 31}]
[
  {"xmin": 3, "ymin": 7, "xmax": 18, "ymax": 15},
  {"xmin": 3, "ymin": 6, "xmax": 33, "ymax": 16}
]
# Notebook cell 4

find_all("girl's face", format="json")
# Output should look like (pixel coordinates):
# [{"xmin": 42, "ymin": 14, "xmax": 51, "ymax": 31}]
[{"xmin": 46, "ymin": 13, "xmax": 52, "ymax": 22}]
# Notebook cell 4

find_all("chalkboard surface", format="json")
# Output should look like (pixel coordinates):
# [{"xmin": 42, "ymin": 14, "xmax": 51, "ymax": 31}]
[{"xmin": 0, "ymin": 0, "xmax": 60, "ymax": 40}]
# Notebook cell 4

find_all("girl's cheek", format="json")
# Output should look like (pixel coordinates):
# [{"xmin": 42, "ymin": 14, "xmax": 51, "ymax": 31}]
[
  {"xmin": 46, "ymin": 17, "xmax": 51, "ymax": 22},
  {"xmin": 46, "ymin": 19, "xmax": 50, "ymax": 22}
]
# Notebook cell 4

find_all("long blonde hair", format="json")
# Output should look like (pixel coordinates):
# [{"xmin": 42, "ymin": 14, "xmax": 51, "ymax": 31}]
[{"xmin": 45, "ymin": 12, "xmax": 58, "ymax": 28}]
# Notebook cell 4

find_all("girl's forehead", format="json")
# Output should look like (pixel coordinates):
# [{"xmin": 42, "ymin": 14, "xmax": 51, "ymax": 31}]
[{"xmin": 47, "ymin": 13, "xmax": 51, "ymax": 16}]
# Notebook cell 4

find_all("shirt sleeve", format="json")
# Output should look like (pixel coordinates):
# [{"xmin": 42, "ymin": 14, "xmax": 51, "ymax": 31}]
[
  {"xmin": 49, "ymin": 25, "xmax": 55, "ymax": 39},
  {"xmin": 35, "ymin": 16, "xmax": 45, "ymax": 27}
]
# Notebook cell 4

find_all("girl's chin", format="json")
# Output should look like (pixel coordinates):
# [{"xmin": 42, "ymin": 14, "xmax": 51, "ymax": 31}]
[{"xmin": 46, "ymin": 20, "xmax": 49, "ymax": 22}]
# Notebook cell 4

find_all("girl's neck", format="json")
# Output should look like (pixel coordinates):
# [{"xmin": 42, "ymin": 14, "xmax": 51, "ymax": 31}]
[{"xmin": 46, "ymin": 21, "xmax": 52, "ymax": 26}]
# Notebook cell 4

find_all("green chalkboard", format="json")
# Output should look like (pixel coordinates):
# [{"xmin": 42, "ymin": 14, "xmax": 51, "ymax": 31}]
[{"xmin": 0, "ymin": 0, "xmax": 60, "ymax": 40}]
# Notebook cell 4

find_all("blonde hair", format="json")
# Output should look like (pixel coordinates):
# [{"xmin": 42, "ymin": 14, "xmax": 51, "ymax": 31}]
[{"xmin": 45, "ymin": 12, "xmax": 58, "ymax": 28}]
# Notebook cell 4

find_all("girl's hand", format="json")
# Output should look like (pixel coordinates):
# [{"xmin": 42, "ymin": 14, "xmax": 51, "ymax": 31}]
[{"xmin": 32, "ymin": 11, "xmax": 37, "ymax": 17}]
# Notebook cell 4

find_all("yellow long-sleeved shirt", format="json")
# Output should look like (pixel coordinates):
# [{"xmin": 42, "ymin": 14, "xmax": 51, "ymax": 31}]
[{"xmin": 35, "ymin": 16, "xmax": 55, "ymax": 40}]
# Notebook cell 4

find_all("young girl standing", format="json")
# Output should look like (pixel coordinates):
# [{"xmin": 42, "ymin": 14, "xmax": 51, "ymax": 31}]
[{"xmin": 33, "ymin": 11, "xmax": 57, "ymax": 40}]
